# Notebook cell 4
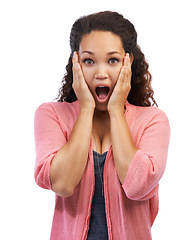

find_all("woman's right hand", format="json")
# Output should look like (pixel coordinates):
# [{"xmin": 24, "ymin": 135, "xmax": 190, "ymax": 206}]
[{"xmin": 72, "ymin": 51, "xmax": 95, "ymax": 112}]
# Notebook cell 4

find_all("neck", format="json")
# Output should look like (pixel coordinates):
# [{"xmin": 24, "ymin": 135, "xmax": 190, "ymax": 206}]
[
  {"xmin": 93, "ymin": 109, "xmax": 110, "ymax": 138},
  {"xmin": 93, "ymin": 109, "xmax": 110, "ymax": 121}
]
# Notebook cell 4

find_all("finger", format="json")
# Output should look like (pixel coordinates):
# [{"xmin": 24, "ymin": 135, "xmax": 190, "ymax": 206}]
[
  {"xmin": 117, "ymin": 54, "xmax": 128, "ymax": 85},
  {"xmin": 72, "ymin": 52, "xmax": 82, "ymax": 88},
  {"xmin": 72, "ymin": 54, "xmax": 89, "ymax": 95},
  {"xmin": 72, "ymin": 52, "xmax": 80, "ymax": 72},
  {"xmin": 125, "ymin": 53, "xmax": 131, "ymax": 70},
  {"xmin": 72, "ymin": 52, "xmax": 77, "ymax": 73},
  {"xmin": 72, "ymin": 51, "xmax": 78, "ymax": 62},
  {"xmin": 124, "ymin": 53, "xmax": 132, "ymax": 83},
  {"xmin": 72, "ymin": 51, "xmax": 82, "ymax": 72},
  {"xmin": 72, "ymin": 52, "xmax": 82, "ymax": 78},
  {"xmin": 115, "ymin": 66, "xmax": 125, "ymax": 87}
]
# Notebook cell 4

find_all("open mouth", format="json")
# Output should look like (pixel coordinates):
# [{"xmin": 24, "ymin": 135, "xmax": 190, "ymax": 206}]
[{"xmin": 95, "ymin": 86, "xmax": 110, "ymax": 101}]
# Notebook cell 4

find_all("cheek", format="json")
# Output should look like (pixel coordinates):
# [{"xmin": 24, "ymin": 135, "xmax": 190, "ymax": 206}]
[
  {"xmin": 110, "ymin": 66, "xmax": 122, "ymax": 84},
  {"xmin": 80, "ymin": 66, "xmax": 93, "ymax": 84},
  {"xmin": 82, "ymin": 66, "xmax": 93, "ymax": 81}
]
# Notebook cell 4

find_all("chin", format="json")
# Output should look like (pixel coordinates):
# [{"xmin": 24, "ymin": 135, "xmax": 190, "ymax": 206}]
[{"xmin": 95, "ymin": 103, "xmax": 108, "ymax": 112}]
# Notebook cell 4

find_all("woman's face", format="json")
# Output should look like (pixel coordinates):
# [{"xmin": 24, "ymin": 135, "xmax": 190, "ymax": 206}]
[{"xmin": 78, "ymin": 31, "xmax": 126, "ymax": 111}]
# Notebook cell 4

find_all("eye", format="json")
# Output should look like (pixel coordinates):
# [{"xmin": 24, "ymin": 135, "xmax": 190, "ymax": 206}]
[
  {"xmin": 83, "ymin": 58, "xmax": 94, "ymax": 65},
  {"xmin": 108, "ymin": 58, "xmax": 119, "ymax": 64}
]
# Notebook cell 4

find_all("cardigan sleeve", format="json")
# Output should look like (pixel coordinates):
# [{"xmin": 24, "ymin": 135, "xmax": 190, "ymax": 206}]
[
  {"xmin": 34, "ymin": 103, "xmax": 68, "ymax": 190},
  {"xmin": 122, "ymin": 110, "xmax": 170, "ymax": 201}
]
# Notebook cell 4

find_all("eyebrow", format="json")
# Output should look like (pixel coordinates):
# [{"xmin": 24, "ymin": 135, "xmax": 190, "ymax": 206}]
[
  {"xmin": 81, "ymin": 51, "xmax": 94, "ymax": 55},
  {"xmin": 81, "ymin": 51, "xmax": 121, "ymax": 55},
  {"xmin": 107, "ymin": 51, "xmax": 121, "ymax": 55}
]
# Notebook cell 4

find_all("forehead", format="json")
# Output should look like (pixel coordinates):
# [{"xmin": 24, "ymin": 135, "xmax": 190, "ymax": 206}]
[{"xmin": 79, "ymin": 31, "xmax": 125, "ymax": 54}]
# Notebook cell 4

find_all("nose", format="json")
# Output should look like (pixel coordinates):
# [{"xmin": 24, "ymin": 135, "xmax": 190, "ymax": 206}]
[{"xmin": 95, "ymin": 64, "xmax": 108, "ymax": 80}]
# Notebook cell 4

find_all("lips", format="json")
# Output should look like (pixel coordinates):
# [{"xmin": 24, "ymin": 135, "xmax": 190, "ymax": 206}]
[{"xmin": 95, "ymin": 86, "xmax": 110, "ymax": 101}]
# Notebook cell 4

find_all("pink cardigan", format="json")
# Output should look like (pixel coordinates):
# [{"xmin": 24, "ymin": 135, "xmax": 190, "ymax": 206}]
[{"xmin": 34, "ymin": 101, "xmax": 170, "ymax": 240}]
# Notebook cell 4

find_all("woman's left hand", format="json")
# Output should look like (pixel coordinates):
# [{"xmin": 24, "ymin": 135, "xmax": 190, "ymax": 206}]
[
  {"xmin": 107, "ymin": 53, "xmax": 137, "ymax": 184},
  {"xmin": 108, "ymin": 53, "xmax": 132, "ymax": 115}
]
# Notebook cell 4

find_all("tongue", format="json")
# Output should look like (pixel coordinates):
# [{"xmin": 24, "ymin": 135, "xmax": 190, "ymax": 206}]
[{"xmin": 96, "ymin": 87, "xmax": 109, "ymax": 100}]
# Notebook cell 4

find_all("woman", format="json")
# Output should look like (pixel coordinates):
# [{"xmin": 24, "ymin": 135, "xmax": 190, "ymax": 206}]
[{"xmin": 34, "ymin": 11, "xmax": 170, "ymax": 240}]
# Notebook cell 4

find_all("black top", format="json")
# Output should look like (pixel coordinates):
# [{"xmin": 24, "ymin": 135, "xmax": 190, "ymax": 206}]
[{"xmin": 87, "ymin": 151, "xmax": 109, "ymax": 240}]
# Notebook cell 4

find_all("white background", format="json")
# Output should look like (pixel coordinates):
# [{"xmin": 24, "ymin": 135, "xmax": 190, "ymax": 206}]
[{"xmin": 0, "ymin": 0, "xmax": 192, "ymax": 239}]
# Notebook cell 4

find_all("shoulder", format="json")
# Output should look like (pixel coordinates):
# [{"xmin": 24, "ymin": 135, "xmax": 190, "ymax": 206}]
[
  {"xmin": 35, "ymin": 101, "xmax": 80, "ymax": 126},
  {"xmin": 125, "ymin": 103, "xmax": 170, "ymax": 136},
  {"xmin": 125, "ymin": 103, "xmax": 170, "ymax": 144},
  {"xmin": 37, "ymin": 100, "xmax": 79, "ymax": 111},
  {"xmin": 36, "ymin": 101, "xmax": 80, "ymax": 116},
  {"xmin": 126, "ymin": 103, "xmax": 169, "ymax": 124}
]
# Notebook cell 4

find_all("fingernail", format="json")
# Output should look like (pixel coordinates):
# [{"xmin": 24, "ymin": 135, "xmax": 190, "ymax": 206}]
[
  {"xmin": 72, "ymin": 51, "xmax": 77, "ymax": 59},
  {"xmin": 124, "ymin": 53, "xmax": 129, "ymax": 61}
]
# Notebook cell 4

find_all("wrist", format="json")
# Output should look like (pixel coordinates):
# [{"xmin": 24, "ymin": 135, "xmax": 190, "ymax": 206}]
[
  {"xmin": 108, "ymin": 106, "xmax": 125, "ymax": 118},
  {"xmin": 79, "ymin": 106, "xmax": 95, "ymax": 116}
]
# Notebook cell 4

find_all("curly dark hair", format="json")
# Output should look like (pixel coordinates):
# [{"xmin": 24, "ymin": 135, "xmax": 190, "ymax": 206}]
[{"xmin": 56, "ymin": 11, "xmax": 157, "ymax": 107}]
